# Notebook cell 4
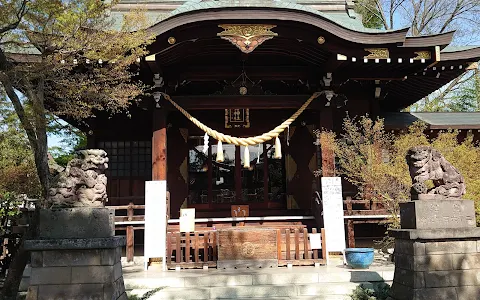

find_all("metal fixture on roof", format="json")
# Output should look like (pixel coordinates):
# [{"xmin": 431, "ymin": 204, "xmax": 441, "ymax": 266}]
[{"xmin": 217, "ymin": 24, "xmax": 278, "ymax": 54}]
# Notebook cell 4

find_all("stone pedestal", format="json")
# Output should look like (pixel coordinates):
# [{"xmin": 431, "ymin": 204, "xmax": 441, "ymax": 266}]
[
  {"xmin": 390, "ymin": 200, "xmax": 480, "ymax": 300},
  {"xmin": 400, "ymin": 200, "xmax": 476, "ymax": 229},
  {"xmin": 24, "ymin": 208, "xmax": 126, "ymax": 300}
]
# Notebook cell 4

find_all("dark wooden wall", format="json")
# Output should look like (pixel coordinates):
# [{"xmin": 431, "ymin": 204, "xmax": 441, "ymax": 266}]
[{"xmin": 166, "ymin": 125, "xmax": 189, "ymax": 219}]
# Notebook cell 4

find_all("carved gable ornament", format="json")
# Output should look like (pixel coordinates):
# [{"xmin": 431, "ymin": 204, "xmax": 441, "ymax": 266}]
[{"xmin": 218, "ymin": 24, "xmax": 278, "ymax": 53}]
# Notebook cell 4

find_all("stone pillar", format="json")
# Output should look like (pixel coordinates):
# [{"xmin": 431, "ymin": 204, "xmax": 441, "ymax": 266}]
[
  {"xmin": 389, "ymin": 200, "xmax": 480, "ymax": 300},
  {"xmin": 25, "ymin": 208, "xmax": 126, "ymax": 300}
]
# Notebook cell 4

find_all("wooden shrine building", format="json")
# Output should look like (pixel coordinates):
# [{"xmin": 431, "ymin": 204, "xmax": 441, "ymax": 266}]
[{"xmin": 84, "ymin": 1, "xmax": 480, "ymax": 264}]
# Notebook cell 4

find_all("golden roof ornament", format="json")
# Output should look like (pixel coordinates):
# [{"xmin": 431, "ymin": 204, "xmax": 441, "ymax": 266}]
[
  {"xmin": 364, "ymin": 48, "xmax": 390, "ymax": 59},
  {"xmin": 413, "ymin": 51, "xmax": 431, "ymax": 60},
  {"xmin": 217, "ymin": 24, "xmax": 278, "ymax": 53}
]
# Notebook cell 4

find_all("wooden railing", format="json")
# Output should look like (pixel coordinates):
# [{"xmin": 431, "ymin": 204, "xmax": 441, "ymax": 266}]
[
  {"xmin": 344, "ymin": 196, "xmax": 388, "ymax": 215},
  {"xmin": 110, "ymin": 203, "xmax": 145, "ymax": 262},
  {"xmin": 166, "ymin": 231, "xmax": 217, "ymax": 269},
  {"xmin": 112, "ymin": 196, "xmax": 393, "ymax": 262},
  {"xmin": 277, "ymin": 228, "xmax": 326, "ymax": 266},
  {"xmin": 165, "ymin": 228, "xmax": 326, "ymax": 269}
]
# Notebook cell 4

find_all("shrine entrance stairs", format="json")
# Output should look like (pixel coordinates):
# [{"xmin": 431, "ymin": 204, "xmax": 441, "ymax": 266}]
[{"xmin": 124, "ymin": 262, "xmax": 394, "ymax": 300}]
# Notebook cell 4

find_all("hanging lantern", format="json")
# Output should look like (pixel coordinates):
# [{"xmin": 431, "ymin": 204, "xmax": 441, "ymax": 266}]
[
  {"xmin": 244, "ymin": 146, "xmax": 250, "ymax": 168},
  {"xmin": 216, "ymin": 141, "xmax": 224, "ymax": 162},
  {"xmin": 274, "ymin": 137, "xmax": 282, "ymax": 159}
]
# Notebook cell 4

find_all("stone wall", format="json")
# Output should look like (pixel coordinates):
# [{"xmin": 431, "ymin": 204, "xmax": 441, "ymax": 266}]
[
  {"xmin": 389, "ymin": 229, "xmax": 480, "ymax": 300},
  {"xmin": 25, "ymin": 208, "xmax": 126, "ymax": 300},
  {"xmin": 27, "ymin": 247, "xmax": 125, "ymax": 300}
]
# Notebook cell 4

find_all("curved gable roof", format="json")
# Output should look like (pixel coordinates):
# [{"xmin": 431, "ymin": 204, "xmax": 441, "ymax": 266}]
[
  {"xmin": 148, "ymin": 4, "xmax": 411, "ymax": 45},
  {"xmin": 156, "ymin": 0, "xmax": 394, "ymax": 33}
]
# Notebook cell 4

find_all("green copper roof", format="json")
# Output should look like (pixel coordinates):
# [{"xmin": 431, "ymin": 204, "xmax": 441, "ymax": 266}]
[
  {"xmin": 156, "ymin": 0, "xmax": 388, "ymax": 33},
  {"xmin": 442, "ymin": 45, "xmax": 480, "ymax": 53},
  {"xmin": 383, "ymin": 112, "xmax": 480, "ymax": 129}
]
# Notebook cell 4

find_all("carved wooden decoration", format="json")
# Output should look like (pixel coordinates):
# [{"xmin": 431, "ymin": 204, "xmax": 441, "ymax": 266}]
[
  {"xmin": 413, "ymin": 51, "xmax": 431, "ymax": 60},
  {"xmin": 218, "ymin": 24, "xmax": 278, "ymax": 53},
  {"xmin": 225, "ymin": 108, "xmax": 250, "ymax": 128},
  {"xmin": 364, "ymin": 48, "xmax": 390, "ymax": 59}
]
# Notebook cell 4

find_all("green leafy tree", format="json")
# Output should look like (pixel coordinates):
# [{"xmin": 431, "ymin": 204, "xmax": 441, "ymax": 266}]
[
  {"xmin": 0, "ymin": 0, "xmax": 153, "ymax": 203},
  {"xmin": 48, "ymin": 120, "xmax": 87, "ymax": 167},
  {"xmin": 335, "ymin": 116, "xmax": 480, "ymax": 251},
  {"xmin": 0, "ymin": 95, "xmax": 41, "ymax": 197},
  {"xmin": 0, "ymin": 1, "xmax": 154, "ymax": 298},
  {"xmin": 354, "ymin": 0, "xmax": 385, "ymax": 29}
]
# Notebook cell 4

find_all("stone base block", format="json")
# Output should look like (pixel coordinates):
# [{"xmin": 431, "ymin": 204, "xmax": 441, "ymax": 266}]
[
  {"xmin": 25, "ymin": 237, "xmax": 126, "ymax": 300},
  {"xmin": 389, "ymin": 229, "xmax": 480, "ymax": 300},
  {"xmin": 38, "ymin": 208, "xmax": 114, "ymax": 239},
  {"xmin": 400, "ymin": 200, "xmax": 475, "ymax": 229}
]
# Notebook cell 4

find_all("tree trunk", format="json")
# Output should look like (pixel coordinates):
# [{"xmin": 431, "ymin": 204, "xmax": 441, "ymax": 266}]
[
  {"xmin": 0, "ymin": 211, "xmax": 37, "ymax": 300},
  {"xmin": 0, "ymin": 242, "xmax": 29, "ymax": 300},
  {"xmin": 33, "ymin": 141, "xmax": 50, "ymax": 203},
  {"xmin": 25, "ymin": 78, "xmax": 50, "ymax": 204}
]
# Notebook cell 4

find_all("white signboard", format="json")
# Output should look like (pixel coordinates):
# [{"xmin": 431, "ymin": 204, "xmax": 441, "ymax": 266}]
[
  {"xmin": 308, "ymin": 233, "xmax": 322, "ymax": 250},
  {"xmin": 144, "ymin": 181, "xmax": 167, "ymax": 270},
  {"xmin": 180, "ymin": 208, "xmax": 195, "ymax": 233},
  {"xmin": 321, "ymin": 177, "xmax": 346, "ymax": 264}
]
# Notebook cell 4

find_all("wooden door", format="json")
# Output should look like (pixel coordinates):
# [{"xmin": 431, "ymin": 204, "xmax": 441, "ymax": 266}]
[{"xmin": 285, "ymin": 125, "xmax": 317, "ymax": 210}]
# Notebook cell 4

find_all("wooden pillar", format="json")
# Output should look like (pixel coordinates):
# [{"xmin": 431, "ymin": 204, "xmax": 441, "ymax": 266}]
[
  {"xmin": 263, "ymin": 143, "xmax": 269, "ymax": 203},
  {"xmin": 235, "ymin": 146, "xmax": 241, "ymax": 202},
  {"xmin": 152, "ymin": 109, "xmax": 167, "ymax": 181},
  {"xmin": 207, "ymin": 144, "xmax": 213, "ymax": 206},
  {"xmin": 347, "ymin": 220, "xmax": 355, "ymax": 248},
  {"xmin": 126, "ymin": 226, "xmax": 134, "ymax": 262}
]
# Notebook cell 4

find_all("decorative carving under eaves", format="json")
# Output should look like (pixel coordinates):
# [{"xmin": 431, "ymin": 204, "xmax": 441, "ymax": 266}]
[
  {"xmin": 413, "ymin": 51, "xmax": 431, "ymax": 60},
  {"xmin": 218, "ymin": 24, "xmax": 278, "ymax": 53},
  {"xmin": 364, "ymin": 48, "xmax": 390, "ymax": 59}
]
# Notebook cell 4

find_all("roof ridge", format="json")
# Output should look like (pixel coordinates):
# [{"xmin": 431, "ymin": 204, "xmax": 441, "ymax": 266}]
[{"xmin": 157, "ymin": 0, "xmax": 393, "ymax": 33}]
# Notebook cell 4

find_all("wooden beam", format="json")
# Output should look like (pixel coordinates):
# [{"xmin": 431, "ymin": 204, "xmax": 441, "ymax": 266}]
[
  {"xmin": 163, "ymin": 66, "xmax": 319, "ymax": 81},
  {"xmin": 163, "ymin": 95, "xmax": 322, "ymax": 110}
]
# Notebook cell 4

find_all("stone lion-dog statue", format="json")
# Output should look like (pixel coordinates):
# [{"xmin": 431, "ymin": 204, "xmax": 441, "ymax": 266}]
[
  {"xmin": 48, "ymin": 149, "xmax": 109, "ymax": 207},
  {"xmin": 406, "ymin": 146, "xmax": 466, "ymax": 200}
]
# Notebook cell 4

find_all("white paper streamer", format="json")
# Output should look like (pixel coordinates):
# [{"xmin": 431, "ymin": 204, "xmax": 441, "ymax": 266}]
[
  {"xmin": 257, "ymin": 144, "xmax": 261, "ymax": 164},
  {"xmin": 202, "ymin": 133, "xmax": 209, "ymax": 154}
]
